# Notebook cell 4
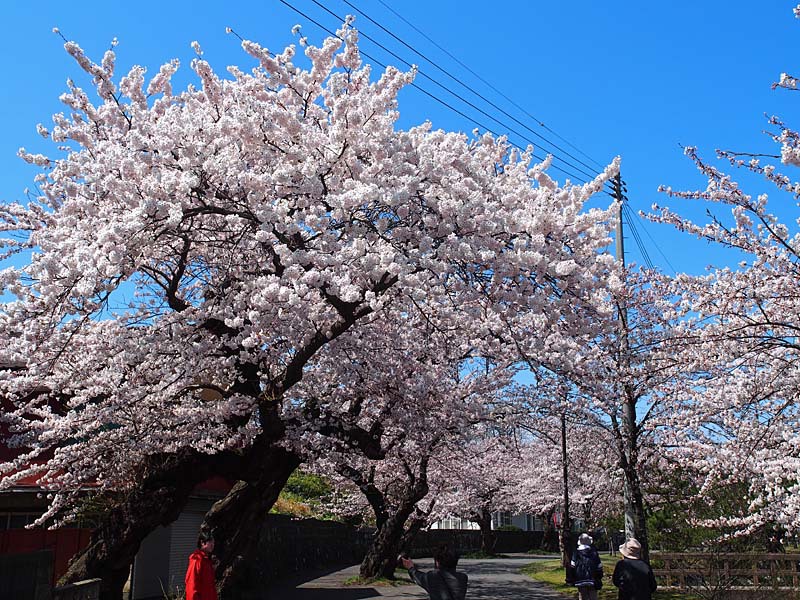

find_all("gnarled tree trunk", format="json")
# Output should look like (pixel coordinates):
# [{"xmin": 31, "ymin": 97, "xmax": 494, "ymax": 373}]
[
  {"xmin": 359, "ymin": 509, "xmax": 414, "ymax": 580},
  {"xmin": 397, "ymin": 505, "xmax": 432, "ymax": 557},
  {"xmin": 358, "ymin": 458, "xmax": 430, "ymax": 580},
  {"xmin": 203, "ymin": 444, "xmax": 301, "ymax": 598}
]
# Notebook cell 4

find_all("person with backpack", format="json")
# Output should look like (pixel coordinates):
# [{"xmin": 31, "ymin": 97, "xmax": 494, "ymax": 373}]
[{"xmin": 571, "ymin": 532, "xmax": 603, "ymax": 600}]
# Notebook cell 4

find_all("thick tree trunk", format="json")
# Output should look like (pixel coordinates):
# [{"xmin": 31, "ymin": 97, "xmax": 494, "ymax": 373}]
[
  {"xmin": 359, "ymin": 510, "xmax": 412, "ymax": 580},
  {"xmin": 203, "ymin": 444, "xmax": 301, "ymax": 598},
  {"xmin": 622, "ymin": 463, "xmax": 649, "ymax": 561},
  {"xmin": 359, "ymin": 482, "xmax": 430, "ymax": 581},
  {"xmin": 618, "ymin": 382, "xmax": 650, "ymax": 562},
  {"xmin": 474, "ymin": 509, "xmax": 497, "ymax": 556},
  {"xmin": 60, "ymin": 449, "xmax": 220, "ymax": 600},
  {"xmin": 355, "ymin": 456, "xmax": 431, "ymax": 581},
  {"xmin": 542, "ymin": 508, "xmax": 559, "ymax": 553},
  {"xmin": 397, "ymin": 511, "xmax": 426, "ymax": 556}
]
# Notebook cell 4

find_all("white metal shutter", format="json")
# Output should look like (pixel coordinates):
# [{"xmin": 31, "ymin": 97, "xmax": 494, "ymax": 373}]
[{"xmin": 167, "ymin": 510, "xmax": 205, "ymax": 593}]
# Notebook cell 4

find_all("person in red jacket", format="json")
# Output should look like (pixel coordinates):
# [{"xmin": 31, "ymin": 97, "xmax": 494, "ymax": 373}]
[{"xmin": 185, "ymin": 531, "xmax": 217, "ymax": 600}]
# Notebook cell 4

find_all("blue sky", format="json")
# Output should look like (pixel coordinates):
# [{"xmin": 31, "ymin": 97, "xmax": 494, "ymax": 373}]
[{"xmin": 2, "ymin": 1, "xmax": 799, "ymax": 275}]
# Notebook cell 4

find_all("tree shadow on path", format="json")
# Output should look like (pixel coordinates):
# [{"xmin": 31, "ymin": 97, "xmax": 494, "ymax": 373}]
[
  {"xmin": 468, "ymin": 579, "xmax": 571, "ymax": 599},
  {"xmin": 264, "ymin": 589, "xmax": 383, "ymax": 600}
]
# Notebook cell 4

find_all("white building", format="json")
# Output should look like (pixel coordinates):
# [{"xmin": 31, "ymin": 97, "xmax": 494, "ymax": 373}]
[{"xmin": 431, "ymin": 511, "xmax": 582, "ymax": 532}]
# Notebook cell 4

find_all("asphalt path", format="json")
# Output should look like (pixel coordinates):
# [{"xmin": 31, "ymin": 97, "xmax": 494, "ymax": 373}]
[{"xmin": 266, "ymin": 554, "xmax": 573, "ymax": 600}]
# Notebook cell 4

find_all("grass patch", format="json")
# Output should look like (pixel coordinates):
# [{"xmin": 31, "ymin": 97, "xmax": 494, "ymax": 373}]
[
  {"xmin": 520, "ymin": 557, "xmax": 696, "ymax": 600},
  {"xmin": 343, "ymin": 570, "xmax": 412, "ymax": 587},
  {"xmin": 461, "ymin": 551, "xmax": 509, "ymax": 559}
]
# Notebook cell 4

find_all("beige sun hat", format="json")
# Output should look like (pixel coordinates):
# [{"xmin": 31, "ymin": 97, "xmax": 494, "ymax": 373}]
[{"xmin": 619, "ymin": 538, "xmax": 642, "ymax": 559}]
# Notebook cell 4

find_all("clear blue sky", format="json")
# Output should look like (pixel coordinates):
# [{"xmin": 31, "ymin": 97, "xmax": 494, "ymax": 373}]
[{"xmin": 2, "ymin": 1, "xmax": 799, "ymax": 275}]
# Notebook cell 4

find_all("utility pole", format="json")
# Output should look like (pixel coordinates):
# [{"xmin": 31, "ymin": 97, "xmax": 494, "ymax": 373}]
[
  {"xmin": 613, "ymin": 172, "xmax": 626, "ymax": 268},
  {"xmin": 612, "ymin": 175, "xmax": 634, "ymax": 534},
  {"xmin": 560, "ymin": 409, "xmax": 571, "ymax": 568},
  {"xmin": 611, "ymin": 173, "xmax": 649, "ymax": 560}
]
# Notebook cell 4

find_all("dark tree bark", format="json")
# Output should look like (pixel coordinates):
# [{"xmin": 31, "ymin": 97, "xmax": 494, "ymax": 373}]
[
  {"xmin": 471, "ymin": 509, "xmax": 497, "ymax": 556},
  {"xmin": 360, "ymin": 508, "xmax": 415, "ymax": 580},
  {"xmin": 353, "ymin": 458, "xmax": 430, "ymax": 580},
  {"xmin": 397, "ymin": 504, "xmax": 433, "ymax": 557},
  {"xmin": 542, "ymin": 508, "xmax": 560, "ymax": 553},
  {"xmin": 614, "ymin": 383, "xmax": 650, "ymax": 562},
  {"xmin": 203, "ymin": 444, "xmax": 301, "ymax": 598}
]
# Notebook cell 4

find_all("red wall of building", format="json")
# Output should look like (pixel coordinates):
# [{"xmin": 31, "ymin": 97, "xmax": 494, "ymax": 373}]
[{"xmin": 0, "ymin": 528, "xmax": 92, "ymax": 583}]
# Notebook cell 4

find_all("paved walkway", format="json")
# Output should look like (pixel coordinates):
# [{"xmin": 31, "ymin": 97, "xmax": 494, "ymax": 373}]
[{"xmin": 266, "ymin": 554, "xmax": 572, "ymax": 599}]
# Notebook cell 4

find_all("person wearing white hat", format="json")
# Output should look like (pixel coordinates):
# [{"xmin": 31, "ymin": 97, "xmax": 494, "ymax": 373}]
[
  {"xmin": 570, "ymin": 532, "xmax": 603, "ymax": 599},
  {"xmin": 612, "ymin": 538, "xmax": 657, "ymax": 600}
]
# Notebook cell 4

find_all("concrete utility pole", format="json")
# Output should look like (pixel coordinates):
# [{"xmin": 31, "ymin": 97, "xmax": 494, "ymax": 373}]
[
  {"xmin": 611, "ymin": 173, "xmax": 648, "ymax": 559},
  {"xmin": 613, "ymin": 174, "xmax": 634, "ymax": 534},
  {"xmin": 613, "ymin": 173, "xmax": 626, "ymax": 268}
]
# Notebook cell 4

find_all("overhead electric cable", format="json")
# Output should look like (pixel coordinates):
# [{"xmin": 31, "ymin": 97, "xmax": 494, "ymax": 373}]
[
  {"xmin": 623, "ymin": 204, "xmax": 655, "ymax": 270},
  {"xmin": 276, "ymin": 0, "xmax": 593, "ymax": 184},
  {"xmin": 624, "ymin": 205, "xmax": 676, "ymax": 274},
  {"xmin": 337, "ymin": 0, "xmax": 604, "ymax": 180},
  {"xmin": 306, "ymin": 0, "xmax": 600, "ymax": 184},
  {"xmin": 373, "ymin": 0, "xmax": 607, "ymax": 171}
]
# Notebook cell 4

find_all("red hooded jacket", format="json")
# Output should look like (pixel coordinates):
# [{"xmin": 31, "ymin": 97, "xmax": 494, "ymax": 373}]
[{"xmin": 185, "ymin": 549, "xmax": 217, "ymax": 600}]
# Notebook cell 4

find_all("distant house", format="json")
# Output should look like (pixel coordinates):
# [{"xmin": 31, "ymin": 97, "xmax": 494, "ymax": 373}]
[
  {"xmin": 430, "ymin": 511, "xmax": 544, "ymax": 531},
  {"xmin": 431, "ymin": 511, "xmax": 582, "ymax": 532}
]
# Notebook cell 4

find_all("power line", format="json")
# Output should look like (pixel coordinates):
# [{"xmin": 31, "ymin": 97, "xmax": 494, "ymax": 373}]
[
  {"xmin": 373, "ymin": 0, "xmax": 607, "ymax": 172},
  {"xmin": 336, "ymin": 0, "xmax": 604, "ymax": 180},
  {"xmin": 278, "ymin": 2, "xmax": 676, "ymax": 275},
  {"xmin": 276, "ymin": 0, "xmax": 595, "ymax": 185},
  {"xmin": 357, "ymin": 0, "xmax": 676, "ymax": 272},
  {"xmin": 305, "ymin": 0, "xmax": 601, "ymax": 184},
  {"xmin": 624, "ymin": 204, "xmax": 676, "ymax": 274},
  {"xmin": 623, "ymin": 204, "xmax": 654, "ymax": 270}
]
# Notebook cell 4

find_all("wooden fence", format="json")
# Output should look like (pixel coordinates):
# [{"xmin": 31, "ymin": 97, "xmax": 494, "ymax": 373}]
[{"xmin": 653, "ymin": 552, "xmax": 800, "ymax": 591}]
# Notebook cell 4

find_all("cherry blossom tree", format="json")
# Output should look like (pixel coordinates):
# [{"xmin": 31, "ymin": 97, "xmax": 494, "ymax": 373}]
[
  {"xmin": 0, "ymin": 22, "xmax": 618, "ymax": 599},
  {"xmin": 499, "ymin": 372, "xmax": 622, "ymax": 563},
  {"xmin": 644, "ymin": 27, "xmax": 800, "ymax": 538},
  {"xmin": 500, "ymin": 266, "xmax": 691, "ymax": 562},
  {"xmin": 429, "ymin": 435, "xmax": 523, "ymax": 555},
  {"xmin": 285, "ymin": 308, "xmax": 511, "ymax": 579}
]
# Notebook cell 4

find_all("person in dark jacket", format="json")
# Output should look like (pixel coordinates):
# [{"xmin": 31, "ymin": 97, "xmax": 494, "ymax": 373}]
[
  {"xmin": 571, "ymin": 533, "xmax": 603, "ymax": 599},
  {"xmin": 612, "ymin": 538, "xmax": 657, "ymax": 600},
  {"xmin": 185, "ymin": 530, "xmax": 217, "ymax": 600},
  {"xmin": 400, "ymin": 544, "xmax": 468, "ymax": 600}
]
